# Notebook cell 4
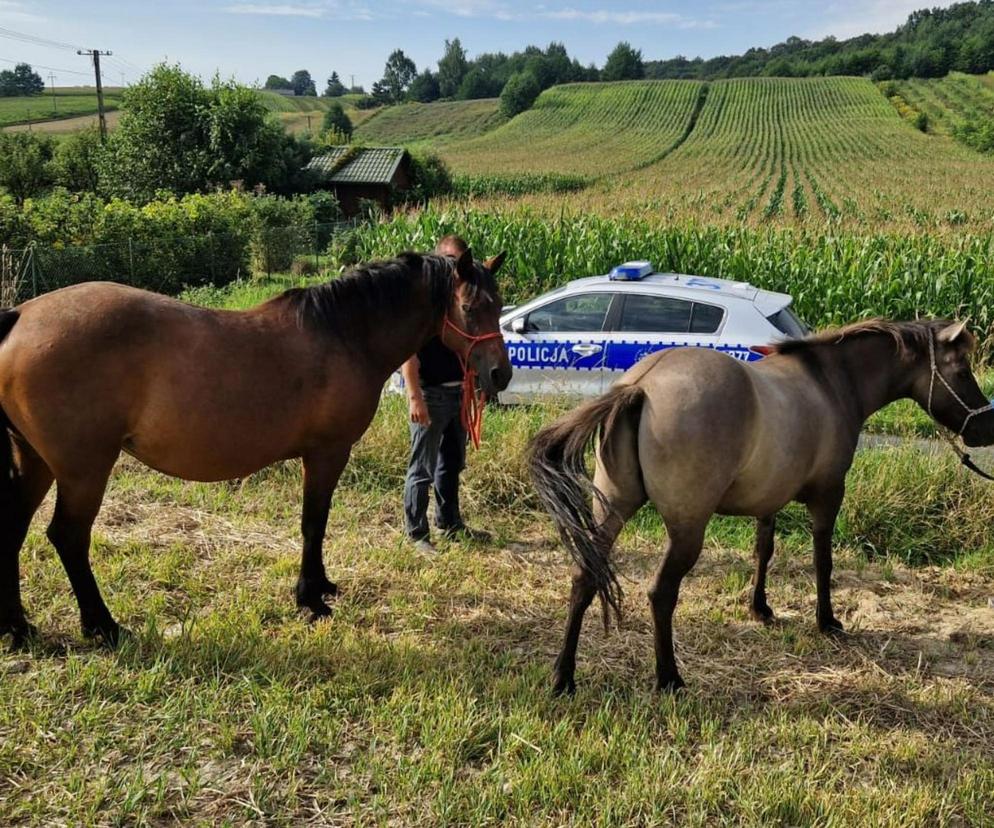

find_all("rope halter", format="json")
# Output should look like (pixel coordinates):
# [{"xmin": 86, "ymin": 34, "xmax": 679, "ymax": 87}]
[
  {"xmin": 442, "ymin": 314, "xmax": 504, "ymax": 449},
  {"xmin": 925, "ymin": 331, "xmax": 994, "ymax": 481}
]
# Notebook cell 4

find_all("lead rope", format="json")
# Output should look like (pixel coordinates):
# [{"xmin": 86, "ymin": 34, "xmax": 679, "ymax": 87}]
[
  {"xmin": 443, "ymin": 315, "xmax": 504, "ymax": 449},
  {"xmin": 926, "ymin": 333, "xmax": 994, "ymax": 481}
]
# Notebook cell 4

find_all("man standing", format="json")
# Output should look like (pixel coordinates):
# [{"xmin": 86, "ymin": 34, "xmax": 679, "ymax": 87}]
[{"xmin": 402, "ymin": 235, "xmax": 487, "ymax": 552}]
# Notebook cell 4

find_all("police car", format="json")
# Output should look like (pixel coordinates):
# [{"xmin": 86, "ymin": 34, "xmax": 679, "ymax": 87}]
[{"xmin": 497, "ymin": 261, "xmax": 807, "ymax": 403}]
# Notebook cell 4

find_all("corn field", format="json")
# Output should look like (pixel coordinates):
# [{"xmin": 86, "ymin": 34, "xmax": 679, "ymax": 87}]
[
  {"xmin": 440, "ymin": 80, "xmax": 706, "ymax": 177},
  {"xmin": 415, "ymin": 77, "xmax": 994, "ymax": 232},
  {"xmin": 346, "ymin": 206, "xmax": 994, "ymax": 344}
]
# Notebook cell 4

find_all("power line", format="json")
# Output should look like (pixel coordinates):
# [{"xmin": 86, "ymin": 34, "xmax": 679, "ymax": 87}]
[
  {"xmin": 0, "ymin": 26, "xmax": 82, "ymax": 53},
  {"xmin": 0, "ymin": 55, "xmax": 90, "ymax": 77}
]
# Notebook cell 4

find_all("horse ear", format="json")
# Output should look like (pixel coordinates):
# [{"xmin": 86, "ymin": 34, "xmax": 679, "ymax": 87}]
[
  {"xmin": 938, "ymin": 321, "xmax": 968, "ymax": 344},
  {"xmin": 454, "ymin": 249, "xmax": 476, "ymax": 283},
  {"xmin": 484, "ymin": 252, "xmax": 506, "ymax": 276}
]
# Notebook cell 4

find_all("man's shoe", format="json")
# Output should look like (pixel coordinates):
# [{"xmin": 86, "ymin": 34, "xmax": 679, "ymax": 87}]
[
  {"xmin": 412, "ymin": 537, "xmax": 437, "ymax": 554},
  {"xmin": 440, "ymin": 525, "xmax": 492, "ymax": 543}
]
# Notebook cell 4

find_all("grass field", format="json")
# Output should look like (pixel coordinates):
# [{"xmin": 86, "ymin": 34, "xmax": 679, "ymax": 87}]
[
  {"xmin": 1, "ymin": 276, "xmax": 993, "ymax": 824},
  {"xmin": 890, "ymin": 72, "xmax": 994, "ymax": 136},
  {"xmin": 256, "ymin": 91, "xmax": 381, "ymax": 135},
  {"xmin": 404, "ymin": 76, "xmax": 994, "ymax": 231},
  {"xmin": 439, "ymin": 80, "xmax": 705, "ymax": 177},
  {"xmin": 0, "ymin": 88, "xmax": 124, "ymax": 128},
  {"xmin": 354, "ymin": 98, "xmax": 506, "ymax": 147}
]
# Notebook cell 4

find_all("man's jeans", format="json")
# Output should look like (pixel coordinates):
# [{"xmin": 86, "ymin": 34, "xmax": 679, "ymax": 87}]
[{"xmin": 404, "ymin": 385, "xmax": 466, "ymax": 540}]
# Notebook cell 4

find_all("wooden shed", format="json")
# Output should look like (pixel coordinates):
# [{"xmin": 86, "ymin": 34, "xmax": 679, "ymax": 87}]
[{"xmin": 305, "ymin": 147, "xmax": 411, "ymax": 215}]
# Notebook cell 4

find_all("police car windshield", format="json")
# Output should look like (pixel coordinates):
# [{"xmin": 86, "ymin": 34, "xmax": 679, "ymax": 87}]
[{"xmin": 766, "ymin": 307, "xmax": 808, "ymax": 338}]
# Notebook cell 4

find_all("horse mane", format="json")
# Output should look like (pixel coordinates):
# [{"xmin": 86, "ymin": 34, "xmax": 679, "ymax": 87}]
[
  {"xmin": 772, "ymin": 318, "xmax": 969, "ymax": 358},
  {"xmin": 271, "ymin": 252, "xmax": 457, "ymax": 342}
]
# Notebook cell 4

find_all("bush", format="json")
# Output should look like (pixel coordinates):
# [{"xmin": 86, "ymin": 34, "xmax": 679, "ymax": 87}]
[
  {"xmin": 48, "ymin": 128, "xmax": 102, "ymax": 193},
  {"xmin": 321, "ymin": 102, "xmax": 353, "ymax": 140},
  {"xmin": 249, "ymin": 195, "xmax": 315, "ymax": 275},
  {"xmin": 405, "ymin": 151, "xmax": 452, "ymax": 202},
  {"xmin": 0, "ymin": 132, "xmax": 54, "ymax": 203},
  {"xmin": 499, "ymin": 72, "xmax": 540, "ymax": 118},
  {"xmin": 290, "ymin": 257, "xmax": 319, "ymax": 276}
]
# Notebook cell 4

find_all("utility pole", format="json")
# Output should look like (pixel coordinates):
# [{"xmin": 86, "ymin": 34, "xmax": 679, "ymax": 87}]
[
  {"xmin": 119, "ymin": 71, "xmax": 125, "ymax": 87},
  {"xmin": 77, "ymin": 48, "xmax": 112, "ymax": 141},
  {"xmin": 350, "ymin": 73, "xmax": 355, "ymax": 90},
  {"xmin": 48, "ymin": 72, "xmax": 56, "ymax": 115}
]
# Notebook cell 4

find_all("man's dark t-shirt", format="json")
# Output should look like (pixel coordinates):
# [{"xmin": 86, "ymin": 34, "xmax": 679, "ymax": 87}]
[{"xmin": 417, "ymin": 336, "xmax": 463, "ymax": 387}]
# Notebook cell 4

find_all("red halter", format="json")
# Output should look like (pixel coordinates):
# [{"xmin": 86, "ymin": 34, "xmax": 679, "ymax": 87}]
[{"xmin": 442, "ymin": 315, "xmax": 504, "ymax": 449}]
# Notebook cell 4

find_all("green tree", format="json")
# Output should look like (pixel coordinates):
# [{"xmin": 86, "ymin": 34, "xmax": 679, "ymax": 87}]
[
  {"xmin": 290, "ymin": 69, "xmax": 317, "ymax": 96},
  {"xmin": 458, "ymin": 67, "xmax": 493, "ymax": 100},
  {"xmin": 407, "ymin": 70, "xmax": 440, "ymax": 102},
  {"xmin": 437, "ymin": 38, "xmax": 469, "ymax": 98},
  {"xmin": 0, "ymin": 132, "xmax": 53, "ymax": 203},
  {"xmin": 322, "ymin": 101, "xmax": 353, "ymax": 139},
  {"xmin": 323, "ymin": 71, "xmax": 347, "ymax": 97},
  {"xmin": 48, "ymin": 127, "xmax": 102, "ymax": 192},
  {"xmin": 602, "ymin": 42, "xmax": 644, "ymax": 81},
  {"xmin": 99, "ymin": 64, "xmax": 304, "ymax": 202},
  {"xmin": 0, "ymin": 63, "xmax": 44, "ymax": 97},
  {"xmin": 381, "ymin": 49, "xmax": 417, "ymax": 102},
  {"xmin": 499, "ymin": 71, "xmax": 540, "ymax": 117},
  {"xmin": 264, "ymin": 74, "xmax": 291, "ymax": 89}
]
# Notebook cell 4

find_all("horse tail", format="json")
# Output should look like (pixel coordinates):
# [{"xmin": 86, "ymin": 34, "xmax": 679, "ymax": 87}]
[
  {"xmin": 0, "ymin": 309, "xmax": 19, "ymax": 500},
  {"xmin": 528, "ymin": 382, "xmax": 646, "ymax": 627}
]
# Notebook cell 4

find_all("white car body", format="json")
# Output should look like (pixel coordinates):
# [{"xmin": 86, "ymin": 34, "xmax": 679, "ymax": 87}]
[{"xmin": 496, "ymin": 263, "xmax": 806, "ymax": 403}]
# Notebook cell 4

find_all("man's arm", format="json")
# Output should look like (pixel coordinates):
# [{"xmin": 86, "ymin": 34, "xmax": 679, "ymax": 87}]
[{"xmin": 401, "ymin": 355, "xmax": 430, "ymax": 426}]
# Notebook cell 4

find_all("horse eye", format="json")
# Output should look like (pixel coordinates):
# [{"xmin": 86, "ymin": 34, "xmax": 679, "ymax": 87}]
[{"xmin": 461, "ymin": 303, "xmax": 472, "ymax": 313}]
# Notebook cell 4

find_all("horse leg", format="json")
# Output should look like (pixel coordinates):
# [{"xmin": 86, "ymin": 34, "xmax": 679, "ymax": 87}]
[
  {"xmin": 648, "ymin": 522, "xmax": 706, "ymax": 692},
  {"xmin": 750, "ymin": 513, "xmax": 777, "ymax": 623},
  {"xmin": 296, "ymin": 445, "xmax": 351, "ymax": 620},
  {"xmin": 552, "ymin": 433, "xmax": 646, "ymax": 697},
  {"xmin": 808, "ymin": 486, "xmax": 845, "ymax": 634},
  {"xmin": 0, "ymin": 435, "xmax": 54, "ymax": 646},
  {"xmin": 47, "ymin": 467, "xmax": 118, "ymax": 644}
]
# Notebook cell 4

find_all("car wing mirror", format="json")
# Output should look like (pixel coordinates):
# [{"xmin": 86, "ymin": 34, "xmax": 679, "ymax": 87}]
[{"xmin": 511, "ymin": 316, "xmax": 530, "ymax": 334}]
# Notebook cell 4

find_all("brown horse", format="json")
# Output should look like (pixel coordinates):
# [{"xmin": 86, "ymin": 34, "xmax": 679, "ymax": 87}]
[
  {"xmin": 529, "ymin": 320, "xmax": 994, "ymax": 694},
  {"xmin": 0, "ymin": 250, "xmax": 511, "ymax": 647}
]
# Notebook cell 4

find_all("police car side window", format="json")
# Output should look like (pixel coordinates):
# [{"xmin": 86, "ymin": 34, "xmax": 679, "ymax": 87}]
[
  {"xmin": 526, "ymin": 294, "xmax": 613, "ymax": 333},
  {"xmin": 618, "ymin": 295, "xmax": 693, "ymax": 333},
  {"xmin": 690, "ymin": 302, "xmax": 724, "ymax": 334}
]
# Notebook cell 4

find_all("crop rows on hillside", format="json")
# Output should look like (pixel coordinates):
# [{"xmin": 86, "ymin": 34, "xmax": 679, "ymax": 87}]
[
  {"xmin": 439, "ymin": 80, "xmax": 705, "ymax": 177},
  {"xmin": 470, "ymin": 76, "xmax": 994, "ymax": 231},
  {"xmin": 892, "ymin": 73, "xmax": 994, "ymax": 135},
  {"xmin": 355, "ymin": 98, "xmax": 505, "ymax": 146}
]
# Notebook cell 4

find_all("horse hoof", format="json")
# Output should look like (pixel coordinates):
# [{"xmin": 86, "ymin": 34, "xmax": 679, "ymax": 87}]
[
  {"xmin": 551, "ymin": 673, "xmax": 576, "ymax": 697},
  {"xmin": 819, "ymin": 617, "xmax": 846, "ymax": 636},
  {"xmin": 656, "ymin": 675, "xmax": 686, "ymax": 694},
  {"xmin": 750, "ymin": 604, "xmax": 775, "ymax": 625},
  {"xmin": 320, "ymin": 578, "xmax": 339, "ymax": 598},
  {"xmin": 304, "ymin": 602, "xmax": 333, "ymax": 623},
  {"xmin": 1, "ymin": 619, "xmax": 37, "ymax": 650},
  {"xmin": 83, "ymin": 620, "xmax": 124, "ymax": 648}
]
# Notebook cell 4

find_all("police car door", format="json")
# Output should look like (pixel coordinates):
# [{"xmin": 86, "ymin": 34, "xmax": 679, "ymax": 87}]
[
  {"xmin": 604, "ymin": 293, "xmax": 725, "ymax": 383},
  {"xmin": 504, "ymin": 291, "xmax": 618, "ymax": 400}
]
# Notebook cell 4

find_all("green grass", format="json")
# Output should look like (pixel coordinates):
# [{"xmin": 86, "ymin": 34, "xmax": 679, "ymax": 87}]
[
  {"xmin": 3, "ymin": 277, "xmax": 994, "ymax": 824},
  {"xmin": 439, "ymin": 80, "xmax": 705, "ymax": 177},
  {"xmin": 354, "ymin": 98, "xmax": 506, "ymax": 146},
  {"xmin": 889, "ymin": 73, "xmax": 994, "ymax": 136},
  {"xmin": 0, "ymin": 89, "xmax": 124, "ymax": 127}
]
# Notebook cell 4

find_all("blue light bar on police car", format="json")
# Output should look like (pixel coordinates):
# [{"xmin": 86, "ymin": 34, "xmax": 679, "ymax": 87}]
[{"xmin": 609, "ymin": 261, "xmax": 653, "ymax": 281}]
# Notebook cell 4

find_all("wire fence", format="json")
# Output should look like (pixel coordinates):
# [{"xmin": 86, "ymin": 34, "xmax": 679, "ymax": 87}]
[{"xmin": 0, "ymin": 219, "xmax": 363, "ymax": 305}]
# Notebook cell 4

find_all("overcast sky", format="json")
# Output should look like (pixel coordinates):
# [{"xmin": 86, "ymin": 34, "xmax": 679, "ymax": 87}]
[{"xmin": 0, "ymin": 0, "xmax": 957, "ymax": 89}]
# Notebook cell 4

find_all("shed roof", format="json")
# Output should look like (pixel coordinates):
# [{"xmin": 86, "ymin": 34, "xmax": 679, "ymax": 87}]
[{"xmin": 306, "ymin": 147, "xmax": 407, "ymax": 185}]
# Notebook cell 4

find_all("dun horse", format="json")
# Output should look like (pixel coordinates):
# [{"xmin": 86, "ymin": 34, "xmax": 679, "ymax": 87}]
[
  {"xmin": 530, "ymin": 320, "xmax": 994, "ymax": 694},
  {"xmin": 0, "ymin": 250, "xmax": 511, "ymax": 647}
]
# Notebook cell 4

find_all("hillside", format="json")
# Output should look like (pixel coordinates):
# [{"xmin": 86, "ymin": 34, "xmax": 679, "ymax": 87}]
[
  {"xmin": 439, "ymin": 80, "xmax": 705, "ymax": 177},
  {"xmin": 354, "ymin": 98, "xmax": 505, "ymax": 146},
  {"xmin": 0, "ymin": 87, "xmax": 124, "ymax": 128},
  {"xmin": 889, "ymin": 72, "xmax": 994, "ymax": 135},
  {"xmin": 254, "ymin": 90, "xmax": 380, "ymax": 133},
  {"xmin": 437, "ymin": 76, "xmax": 994, "ymax": 231}
]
